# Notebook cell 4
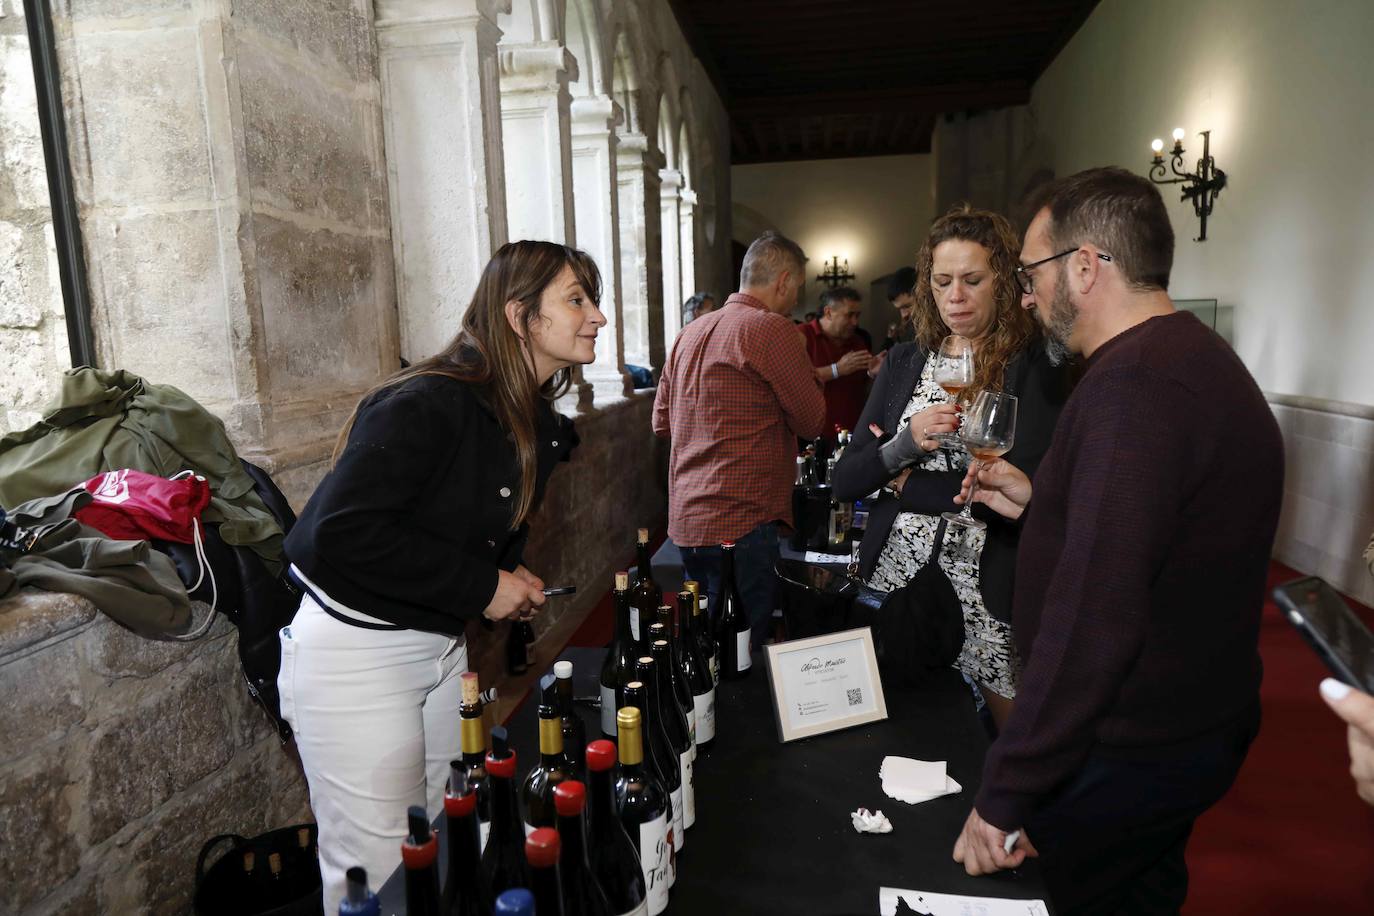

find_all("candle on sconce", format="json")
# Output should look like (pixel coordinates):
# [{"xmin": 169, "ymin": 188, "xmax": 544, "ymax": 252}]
[
  {"xmin": 1172, "ymin": 127, "xmax": 1186, "ymax": 147},
  {"xmin": 1151, "ymin": 138, "xmax": 1165, "ymax": 159}
]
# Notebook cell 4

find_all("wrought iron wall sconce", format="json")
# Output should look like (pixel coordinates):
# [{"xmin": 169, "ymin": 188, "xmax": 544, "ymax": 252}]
[
  {"xmin": 817, "ymin": 255, "xmax": 855, "ymax": 288},
  {"xmin": 1149, "ymin": 128, "xmax": 1227, "ymax": 242}
]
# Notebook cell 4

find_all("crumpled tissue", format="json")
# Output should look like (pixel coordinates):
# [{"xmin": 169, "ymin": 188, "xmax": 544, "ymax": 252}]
[
  {"xmin": 850, "ymin": 807, "xmax": 893, "ymax": 834},
  {"xmin": 879, "ymin": 755, "xmax": 962, "ymax": 805}
]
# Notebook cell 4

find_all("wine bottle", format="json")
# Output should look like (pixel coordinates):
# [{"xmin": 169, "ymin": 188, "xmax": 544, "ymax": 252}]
[
  {"xmin": 683, "ymin": 580, "xmax": 718, "ymax": 687},
  {"xmin": 403, "ymin": 806, "xmax": 442, "ymax": 916},
  {"xmin": 482, "ymin": 727, "xmax": 532, "ymax": 896},
  {"xmin": 459, "ymin": 672, "xmax": 493, "ymax": 850},
  {"xmin": 714, "ymin": 543, "xmax": 752, "ymax": 680},
  {"xmin": 521, "ymin": 703, "xmax": 572, "ymax": 833},
  {"xmin": 553, "ymin": 660, "xmax": 587, "ymax": 780},
  {"xmin": 649, "ymin": 639, "xmax": 695, "ymax": 832},
  {"xmin": 629, "ymin": 528, "xmax": 661, "ymax": 651},
  {"xmin": 651, "ymin": 612, "xmax": 696, "ymax": 751},
  {"xmin": 444, "ymin": 766, "xmax": 495, "ymax": 916},
  {"xmin": 507, "ymin": 621, "xmax": 531, "ymax": 676},
  {"xmin": 676, "ymin": 588, "xmax": 716, "ymax": 751},
  {"xmin": 613, "ymin": 708, "xmax": 671, "ymax": 916},
  {"xmin": 584, "ymin": 740, "xmax": 648, "ymax": 916},
  {"xmin": 599, "ymin": 571, "xmax": 636, "ymax": 737},
  {"xmin": 525, "ymin": 828, "xmax": 566, "ymax": 916},
  {"xmin": 340, "ymin": 866, "xmax": 381, "ymax": 916},
  {"xmin": 494, "ymin": 889, "xmax": 535, "ymax": 916},
  {"xmin": 553, "ymin": 781, "xmax": 612, "ymax": 916},
  {"xmin": 630, "ymin": 665, "xmax": 682, "ymax": 868}
]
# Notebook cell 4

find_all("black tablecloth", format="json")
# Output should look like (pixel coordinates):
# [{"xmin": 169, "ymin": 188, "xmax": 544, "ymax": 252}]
[{"xmin": 378, "ymin": 540, "xmax": 1052, "ymax": 914}]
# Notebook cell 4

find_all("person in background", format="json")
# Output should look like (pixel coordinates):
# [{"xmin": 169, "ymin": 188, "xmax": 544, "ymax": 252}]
[
  {"xmin": 653, "ymin": 231, "xmax": 826, "ymax": 648},
  {"xmin": 1321, "ymin": 678, "xmax": 1374, "ymax": 806},
  {"xmin": 800, "ymin": 286, "xmax": 874, "ymax": 439},
  {"xmin": 831, "ymin": 207, "xmax": 1066, "ymax": 729},
  {"xmin": 1319, "ymin": 530, "xmax": 1374, "ymax": 806},
  {"xmin": 279, "ymin": 241, "xmax": 602, "ymax": 913},
  {"xmin": 681, "ymin": 291, "xmax": 717, "ymax": 327},
  {"xmin": 948, "ymin": 168, "xmax": 1283, "ymax": 916},
  {"xmin": 881, "ymin": 265, "xmax": 918, "ymax": 352}
]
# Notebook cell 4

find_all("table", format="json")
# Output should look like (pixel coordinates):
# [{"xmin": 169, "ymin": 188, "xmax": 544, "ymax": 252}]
[{"xmin": 379, "ymin": 540, "xmax": 1052, "ymax": 914}]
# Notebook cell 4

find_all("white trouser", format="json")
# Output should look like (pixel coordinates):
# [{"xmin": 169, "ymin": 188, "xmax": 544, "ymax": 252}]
[{"xmin": 278, "ymin": 587, "xmax": 466, "ymax": 915}]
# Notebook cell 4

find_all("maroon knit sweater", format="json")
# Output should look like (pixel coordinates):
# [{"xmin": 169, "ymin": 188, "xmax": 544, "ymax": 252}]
[{"xmin": 975, "ymin": 311, "xmax": 1284, "ymax": 831}]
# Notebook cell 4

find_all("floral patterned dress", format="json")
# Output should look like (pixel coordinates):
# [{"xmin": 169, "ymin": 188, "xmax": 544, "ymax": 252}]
[{"xmin": 866, "ymin": 359, "xmax": 1019, "ymax": 698}]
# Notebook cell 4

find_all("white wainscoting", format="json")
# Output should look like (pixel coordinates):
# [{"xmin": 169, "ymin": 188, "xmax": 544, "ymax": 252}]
[{"xmin": 1269, "ymin": 396, "xmax": 1374, "ymax": 607}]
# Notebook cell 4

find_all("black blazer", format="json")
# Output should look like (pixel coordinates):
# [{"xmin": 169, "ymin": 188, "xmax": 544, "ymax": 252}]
[
  {"xmin": 831, "ymin": 340, "xmax": 1068, "ymax": 623},
  {"xmin": 285, "ymin": 374, "xmax": 576, "ymax": 637}
]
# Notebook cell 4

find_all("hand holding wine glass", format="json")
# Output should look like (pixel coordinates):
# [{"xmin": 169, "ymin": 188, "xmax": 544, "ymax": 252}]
[
  {"xmin": 953, "ymin": 458, "xmax": 1031, "ymax": 521},
  {"xmin": 931, "ymin": 335, "xmax": 974, "ymax": 446},
  {"xmin": 943, "ymin": 390, "xmax": 1017, "ymax": 531}
]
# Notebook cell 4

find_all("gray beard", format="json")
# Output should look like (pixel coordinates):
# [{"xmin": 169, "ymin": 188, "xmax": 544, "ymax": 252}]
[{"xmin": 1043, "ymin": 284, "xmax": 1078, "ymax": 366}]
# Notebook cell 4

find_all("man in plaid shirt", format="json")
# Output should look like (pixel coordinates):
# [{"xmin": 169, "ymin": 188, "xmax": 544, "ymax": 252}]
[{"xmin": 653, "ymin": 231, "xmax": 827, "ymax": 647}]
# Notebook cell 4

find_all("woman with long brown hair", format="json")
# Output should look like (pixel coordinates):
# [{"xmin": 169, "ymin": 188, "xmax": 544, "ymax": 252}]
[
  {"xmin": 833, "ymin": 205, "xmax": 1068, "ymax": 727},
  {"xmin": 278, "ymin": 240, "xmax": 605, "ymax": 912}
]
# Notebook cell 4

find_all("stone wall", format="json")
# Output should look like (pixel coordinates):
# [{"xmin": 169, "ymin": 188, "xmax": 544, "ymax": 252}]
[
  {"xmin": 0, "ymin": 594, "xmax": 309, "ymax": 915},
  {"xmin": 0, "ymin": 3, "xmax": 67, "ymax": 436}
]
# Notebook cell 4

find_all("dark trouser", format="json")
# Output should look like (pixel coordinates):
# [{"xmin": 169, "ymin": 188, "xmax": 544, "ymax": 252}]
[
  {"xmin": 680, "ymin": 522, "xmax": 779, "ymax": 649},
  {"xmin": 1025, "ymin": 706, "xmax": 1260, "ymax": 915}
]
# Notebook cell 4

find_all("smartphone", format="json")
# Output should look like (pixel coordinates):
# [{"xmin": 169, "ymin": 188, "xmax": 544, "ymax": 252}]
[{"xmin": 1273, "ymin": 576, "xmax": 1374, "ymax": 693}]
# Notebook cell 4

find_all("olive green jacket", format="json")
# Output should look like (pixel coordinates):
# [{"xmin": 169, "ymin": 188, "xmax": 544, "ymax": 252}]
[{"xmin": 0, "ymin": 368, "xmax": 283, "ymax": 572}]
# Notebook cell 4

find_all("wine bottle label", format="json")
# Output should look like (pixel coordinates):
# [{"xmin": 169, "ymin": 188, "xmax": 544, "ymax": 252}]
[
  {"xmin": 639, "ymin": 813, "xmax": 671, "ymax": 915},
  {"xmin": 709, "ymin": 655, "xmax": 719, "ymax": 685},
  {"xmin": 680, "ymin": 749, "xmax": 696, "ymax": 829},
  {"xmin": 684, "ymin": 705, "xmax": 696, "ymax": 747},
  {"xmin": 479, "ymin": 820, "xmax": 491, "ymax": 852},
  {"xmin": 693, "ymin": 689, "xmax": 716, "ymax": 743},
  {"xmin": 670, "ymin": 787, "xmax": 684, "ymax": 853},
  {"xmin": 735, "ymin": 630, "xmax": 752, "ymax": 672},
  {"xmin": 630, "ymin": 615, "xmax": 640, "ymax": 644},
  {"xmin": 600, "ymin": 684, "xmax": 618, "ymax": 736},
  {"xmin": 524, "ymin": 821, "xmax": 536, "ymax": 838}
]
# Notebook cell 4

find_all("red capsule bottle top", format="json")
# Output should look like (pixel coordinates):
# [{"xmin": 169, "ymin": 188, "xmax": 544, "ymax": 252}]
[
  {"xmin": 585, "ymin": 739, "xmax": 616, "ymax": 772},
  {"xmin": 553, "ymin": 780, "xmax": 586, "ymax": 817},
  {"xmin": 525, "ymin": 827, "xmax": 561, "ymax": 869}
]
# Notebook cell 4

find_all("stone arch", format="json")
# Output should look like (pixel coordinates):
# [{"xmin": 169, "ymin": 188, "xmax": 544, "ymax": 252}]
[
  {"xmin": 610, "ymin": 19, "xmax": 646, "ymax": 135},
  {"xmin": 498, "ymin": 0, "xmax": 565, "ymax": 44},
  {"xmin": 565, "ymin": 0, "xmax": 606, "ymax": 97}
]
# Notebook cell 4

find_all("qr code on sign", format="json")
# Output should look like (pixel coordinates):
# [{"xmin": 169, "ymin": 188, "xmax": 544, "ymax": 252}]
[{"xmin": 846, "ymin": 688, "xmax": 863, "ymax": 707}]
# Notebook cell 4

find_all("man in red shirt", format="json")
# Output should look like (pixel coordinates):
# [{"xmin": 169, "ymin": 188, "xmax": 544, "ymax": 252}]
[
  {"xmin": 653, "ymin": 231, "xmax": 826, "ymax": 649},
  {"xmin": 799, "ymin": 287, "xmax": 874, "ymax": 439}
]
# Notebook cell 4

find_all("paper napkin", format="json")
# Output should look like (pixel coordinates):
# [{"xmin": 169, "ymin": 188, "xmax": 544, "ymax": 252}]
[{"xmin": 879, "ymin": 756, "xmax": 962, "ymax": 805}]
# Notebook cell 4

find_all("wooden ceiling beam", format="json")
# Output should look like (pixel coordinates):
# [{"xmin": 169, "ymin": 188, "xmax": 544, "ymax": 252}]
[{"xmin": 730, "ymin": 80, "xmax": 1030, "ymax": 119}]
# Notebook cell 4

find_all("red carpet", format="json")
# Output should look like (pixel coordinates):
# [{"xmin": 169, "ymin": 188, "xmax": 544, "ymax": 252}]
[
  {"xmin": 571, "ymin": 556, "xmax": 1374, "ymax": 908},
  {"xmin": 1183, "ymin": 562, "xmax": 1374, "ymax": 913}
]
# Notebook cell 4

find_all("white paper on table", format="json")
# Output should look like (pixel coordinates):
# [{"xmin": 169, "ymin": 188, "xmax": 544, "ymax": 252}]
[
  {"xmin": 804, "ymin": 550, "xmax": 850, "ymax": 564},
  {"xmin": 879, "ymin": 756, "xmax": 962, "ymax": 804},
  {"xmin": 879, "ymin": 886, "xmax": 1049, "ymax": 916}
]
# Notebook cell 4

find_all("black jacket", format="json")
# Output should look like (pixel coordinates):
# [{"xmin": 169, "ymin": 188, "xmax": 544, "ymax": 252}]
[
  {"xmin": 285, "ymin": 374, "xmax": 576, "ymax": 637},
  {"xmin": 831, "ymin": 340, "xmax": 1068, "ymax": 623}
]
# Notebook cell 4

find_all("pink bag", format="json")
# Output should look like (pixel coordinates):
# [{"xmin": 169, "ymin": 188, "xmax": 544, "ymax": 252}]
[{"xmin": 76, "ymin": 468, "xmax": 211, "ymax": 543}]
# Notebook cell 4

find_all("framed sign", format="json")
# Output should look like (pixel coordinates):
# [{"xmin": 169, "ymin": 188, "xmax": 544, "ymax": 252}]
[{"xmin": 763, "ymin": 627, "xmax": 888, "ymax": 742}]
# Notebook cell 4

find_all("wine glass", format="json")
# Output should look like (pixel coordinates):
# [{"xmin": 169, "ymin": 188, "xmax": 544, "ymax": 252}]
[
  {"xmin": 942, "ymin": 390, "xmax": 1017, "ymax": 532},
  {"xmin": 930, "ymin": 335, "xmax": 974, "ymax": 446}
]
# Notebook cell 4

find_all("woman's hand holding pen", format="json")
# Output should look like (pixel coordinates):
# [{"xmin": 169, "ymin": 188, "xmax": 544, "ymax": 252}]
[{"xmin": 484, "ymin": 568, "xmax": 547, "ymax": 622}]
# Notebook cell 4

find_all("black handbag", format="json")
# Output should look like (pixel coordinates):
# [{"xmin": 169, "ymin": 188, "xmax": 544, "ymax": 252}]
[
  {"xmin": 194, "ymin": 824, "xmax": 323, "ymax": 916},
  {"xmin": 845, "ymin": 516, "xmax": 966, "ymax": 687}
]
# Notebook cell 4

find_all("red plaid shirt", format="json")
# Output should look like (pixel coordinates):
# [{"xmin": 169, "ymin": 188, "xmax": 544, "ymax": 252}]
[{"xmin": 653, "ymin": 293, "xmax": 827, "ymax": 547}]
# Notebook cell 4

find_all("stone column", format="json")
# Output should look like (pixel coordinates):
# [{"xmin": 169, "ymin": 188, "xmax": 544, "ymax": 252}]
[
  {"xmin": 678, "ymin": 186, "xmax": 697, "ymax": 304},
  {"xmin": 658, "ymin": 167, "xmax": 683, "ymax": 343},
  {"xmin": 616, "ymin": 133, "xmax": 664, "ymax": 371},
  {"xmin": 499, "ymin": 42, "xmax": 576, "ymax": 244},
  {"xmin": 376, "ymin": 0, "xmax": 509, "ymax": 363},
  {"xmin": 571, "ymin": 95, "xmax": 631, "ymax": 401}
]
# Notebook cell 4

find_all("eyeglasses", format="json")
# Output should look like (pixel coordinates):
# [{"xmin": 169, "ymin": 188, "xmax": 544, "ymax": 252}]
[{"xmin": 1014, "ymin": 249, "xmax": 1113, "ymax": 295}]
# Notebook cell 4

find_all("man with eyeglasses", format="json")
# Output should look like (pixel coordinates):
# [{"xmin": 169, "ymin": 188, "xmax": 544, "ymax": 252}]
[{"xmin": 949, "ymin": 167, "xmax": 1284, "ymax": 915}]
